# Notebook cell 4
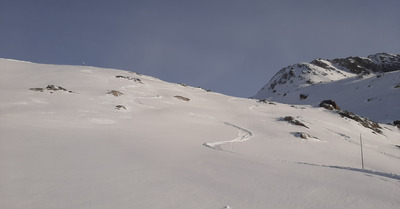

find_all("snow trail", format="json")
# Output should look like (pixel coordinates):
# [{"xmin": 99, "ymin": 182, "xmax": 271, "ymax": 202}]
[
  {"xmin": 203, "ymin": 122, "xmax": 253, "ymax": 151},
  {"xmin": 293, "ymin": 161, "xmax": 400, "ymax": 181}
]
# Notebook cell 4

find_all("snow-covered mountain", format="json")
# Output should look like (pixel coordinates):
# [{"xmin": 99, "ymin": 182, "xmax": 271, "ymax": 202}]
[
  {"xmin": 253, "ymin": 53, "xmax": 400, "ymax": 123},
  {"xmin": 1, "ymin": 58, "xmax": 400, "ymax": 209}
]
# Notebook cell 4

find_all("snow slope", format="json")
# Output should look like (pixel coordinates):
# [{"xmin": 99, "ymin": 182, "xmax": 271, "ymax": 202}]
[
  {"xmin": 254, "ymin": 53, "xmax": 400, "ymax": 123},
  {"xmin": 1, "ymin": 59, "xmax": 400, "ymax": 209}
]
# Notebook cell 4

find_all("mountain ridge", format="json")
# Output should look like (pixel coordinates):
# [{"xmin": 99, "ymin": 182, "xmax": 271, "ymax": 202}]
[{"xmin": 254, "ymin": 53, "xmax": 400, "ymax": 123}]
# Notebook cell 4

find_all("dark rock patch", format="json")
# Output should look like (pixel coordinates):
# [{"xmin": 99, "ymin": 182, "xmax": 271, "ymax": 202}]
[
  {"xmin": 292, "ymin": 132, "xmax": 319, "ymax": 140},
  {"xmin": 29, "ymin": 85, "xmax": 75, "ymax": 93},
  {"xmin": 394, "ymin": 120, "xmax": 400, "ymax": 128},
  {"xmin": 29, "ymin": 88, "xmax": 44, "ymax": 92},
  {"xmin": 283, "ymin": 116, "xmax": 309, "ymax": 129},
  {"xmin": 299, "ymin": 94, "xmax": 308, "ymax": 100},
  {"xmin": 174, "ymin": 95, "xmax": 190, "ymax": 102},
  {"xmin": 116, "ymin": 75, "xmax": 143, "ymax": 84},
  {"xmin": 115, "ymin": 105, "xmax": 126, "ymax": 110},
  {"xmin": 338, "ymin": 110, "xmax": 382, "ymax": 134},
  {"xmin": 319, "ymin": 100, "xmax": 341, "ymax": 110},
  {"xmin": 108, "ymin": 90, "xmax": 123, "ymax": 97},
  {"xmin": 258, "ymin": 99, "xmax": 276, "ymax": 105}
]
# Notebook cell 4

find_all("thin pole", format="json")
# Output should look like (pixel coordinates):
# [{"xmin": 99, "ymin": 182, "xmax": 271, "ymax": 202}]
[{"xmin": 360, "ymin": 134, "xmax": 364, "ymax": 169}]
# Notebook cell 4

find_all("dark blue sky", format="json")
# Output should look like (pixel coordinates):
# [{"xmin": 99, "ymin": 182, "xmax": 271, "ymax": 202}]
[{"xmin": 1, "ymin": 0, "xmax": 399, "ymax": 97}]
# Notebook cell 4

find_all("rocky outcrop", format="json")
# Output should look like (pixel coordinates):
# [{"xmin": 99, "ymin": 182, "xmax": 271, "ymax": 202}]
[
  {"xmin": 338, "ymin": 110, "xmax": 382, "ymax": 134},
  {"xmin": 174, "ymin": 95, "xmax": 190, "ymax": 101},
  {"xmin": 29, "ymin": 85, "xmax": 75, "ymax": 93},
  {"xmin": 115, "ymin": 105, "xmax": 126, "ymax": 110},
  {"xmin": 319, "ymin": 100, "xmax": 341, "ymax": 110},
  {"xmin": 331, "ymin": 53, "xmax": 400, "ymax": 74},
  {"xmin": 293, "ymin": 132, "xmax": 319, "ymax": 140},
  {"xmin": 115, "ymin": 75, "xmax": 143, "ymax": 84},
  {"xmin": 299, "ymin": 94, "xmax": 308, "ymax": 100},
  {"xmin": 283, "ymin": 116, "xmax": 309, "ymax": 129},
  {"xmin": 108, "ymin": 90, "xmax": 123, "ymax": 97}
]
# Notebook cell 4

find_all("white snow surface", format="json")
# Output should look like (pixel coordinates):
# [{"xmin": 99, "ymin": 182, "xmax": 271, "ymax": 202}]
[{"xmin": 1, "ymin": 59, "xmax": 400, "ymax": 209}]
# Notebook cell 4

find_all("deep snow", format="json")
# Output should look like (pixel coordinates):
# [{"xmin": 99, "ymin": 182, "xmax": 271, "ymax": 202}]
[{"xmin": 1, "ymin": 59, "xmax": 400, "ymax": 209}]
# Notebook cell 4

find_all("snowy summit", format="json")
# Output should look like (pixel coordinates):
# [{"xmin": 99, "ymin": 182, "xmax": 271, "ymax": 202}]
[
  {"xmin": 254, "ymin": 53, "xmax": 400, "ymax": 123},
  {"xmin": 1, "ymin": 57, "xmax": 400, "ymax": 209}
]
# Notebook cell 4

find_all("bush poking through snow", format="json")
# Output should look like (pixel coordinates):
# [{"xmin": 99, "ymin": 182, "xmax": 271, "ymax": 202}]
[
  {"xmin": 108, "ymin": 90, "xmax": 123, "ymax": 97},
  {"xmin": 174, "ymin": 95, "xmax": 190, "ymax": 101}
]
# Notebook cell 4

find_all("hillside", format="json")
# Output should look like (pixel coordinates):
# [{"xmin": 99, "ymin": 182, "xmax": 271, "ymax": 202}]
[
  {"xmin": 253, "ymin": 53, "xmax": 400, "ymax": 123},
  {"xmin": 1, "ymin": 59, "xmax": 400, "ymax": 209}
]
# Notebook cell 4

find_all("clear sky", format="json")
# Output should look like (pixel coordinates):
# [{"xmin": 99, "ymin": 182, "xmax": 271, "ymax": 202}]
[{"xmin": 1, "ymin": 0, "xmax": 399, "ymax": 97}]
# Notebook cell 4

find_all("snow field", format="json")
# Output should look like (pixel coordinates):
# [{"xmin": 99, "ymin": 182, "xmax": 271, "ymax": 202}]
[{"xmin": 1, "ymin": 59, "xmax": 400, "ymax": 209}]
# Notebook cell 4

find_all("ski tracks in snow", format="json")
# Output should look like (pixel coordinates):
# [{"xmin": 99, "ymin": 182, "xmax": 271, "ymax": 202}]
[{"xmin": 203, "ymin": 122, "xmax": 253, "ymax": 151}]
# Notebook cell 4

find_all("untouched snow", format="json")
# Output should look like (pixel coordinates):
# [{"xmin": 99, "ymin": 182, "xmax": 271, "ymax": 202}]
[{"xmin": 1, "ymin": 59, "xmax": 400, "ymax": 209}]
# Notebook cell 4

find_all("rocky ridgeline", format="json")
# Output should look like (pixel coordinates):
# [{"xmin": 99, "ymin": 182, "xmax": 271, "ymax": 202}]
[
  {"xmin": 261, "ymin": 53, "xmax": 400, "ymax": 93},
  {"xmin": 319, "ymin": 100, "xmax": 382, "ymax": 134}
]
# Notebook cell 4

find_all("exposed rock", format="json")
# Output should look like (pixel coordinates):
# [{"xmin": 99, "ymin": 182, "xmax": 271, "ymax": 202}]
[
  {"xmin": 395, "ymin": 84, "xmax": 400, "ymax": 88},
  {"xmin": 174, "ymin": 95, "xmax": 190, "ymax": 101},
  {"xmin": 115, "ymin": 105, "xmax": 126, "ymax": 110},
  {"xmin": 293, "ymin": 132, "xmax": 319, "ymax": 140},
  {"xmin": 108, "ymin": 90, "xmax": 123, "ymax": 97},
  {"xmin": 29, "ymin": 88, "xmax": 44, "ymax": 92},
  {"xmin": 319, "ymin": 100, "xmax": 341, "ymax": 110},
  {"xmin": 283, "ymin": 116, "xmax": 309, "ymax": 129},
  {"xmin": 115, "ymin": 75, "xmax": 143, "ymax": 83},
  {"xmin": 46, "ymin": 85, "xmax": 67, "ymax": 91},
  {"xmin": 338, "ymin": 110, "xmax": 382, "ymax": 134},
  {"xmin": 394, "ymin": 120, "xmax": 400, "ymax": 128},
  {"xmin": 29, "ymin": 85, "xmax": 74, "ymax": 93},
  {"xmin": 299, "ymin": 94, "xmax": 308, "ymax": 100},
  {"xmin": 258, "ymin": 99, "xmax": 276, "ymax": 105}
]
